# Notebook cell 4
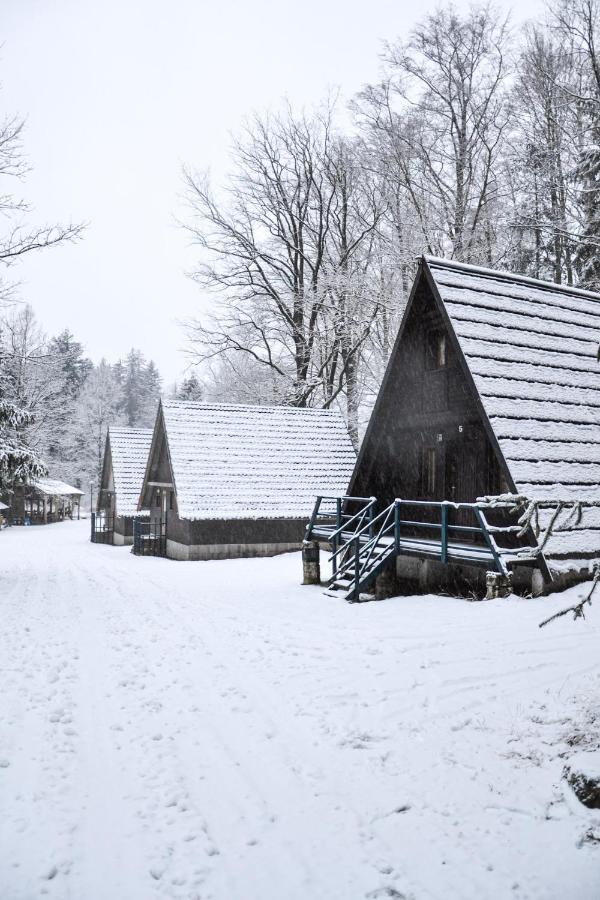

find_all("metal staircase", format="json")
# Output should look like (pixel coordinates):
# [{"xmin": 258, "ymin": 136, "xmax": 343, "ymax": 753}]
[{"xmin": 306, "ymin": 495, "xmax": 536, "ymax": 603}]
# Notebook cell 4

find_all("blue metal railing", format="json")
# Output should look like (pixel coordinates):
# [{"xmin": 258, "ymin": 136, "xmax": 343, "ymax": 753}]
[{"xmin": 308, "ymin": 496, "xmax": 525, "ymax": 595}]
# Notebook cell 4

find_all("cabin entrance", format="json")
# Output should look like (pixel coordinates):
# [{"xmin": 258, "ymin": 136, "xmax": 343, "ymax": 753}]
[
  {"xmin": 444, "ymin": 433, "xmax": 484, "ymax": 504},
  {"xmin": 91, "ymin": 511, "xmax": 114, "ymax": 544},
  {"xmin": 444, "ymin": 430, "xmax": 488, "ymax": 537},
  {"xmin": 132, "ymin": 517, "xmax": 167, "ymax": 557},
  {"xmin": 419, "ymin": 428, "xmax": 487, "ymax": 537}
]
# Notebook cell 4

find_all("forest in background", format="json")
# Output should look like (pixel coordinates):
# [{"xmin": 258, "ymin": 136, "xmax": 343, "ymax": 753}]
[
  {"xmin": 0, "ymin": 306, "xmax": 163, "ymax": 492},
  {"xmin": 185, "ymin": 0, "xmax": 600, "ymax": 444},
  {"xmin": 1, "ymin": 0, "xmax": 599, "ymax": 496}
]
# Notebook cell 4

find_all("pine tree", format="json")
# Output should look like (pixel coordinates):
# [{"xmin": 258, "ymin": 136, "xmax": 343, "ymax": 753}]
[
  {"xmin": 576, "ymin": 140, "xmax": 600, "ymax": 289},
  {"xmin": 176, "ymin": 372, "xmax": 203, "ymax": 401},
  {"xmin": 0, "ymin": 383, "xmax": 46, "ymax": 494},
  {"xmin": 118, "ymin": 349, "xmax": 145, "ymax": 426},
  {"xmin": 49, "ymin": 330, "xmax": 93, "ymax": 399},
  {"xmin": 142, "ymin": 360, "xmax": 162, "ymax": 425}
]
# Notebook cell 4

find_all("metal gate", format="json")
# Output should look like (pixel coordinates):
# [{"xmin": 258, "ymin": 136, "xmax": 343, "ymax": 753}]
[
  {"xmin": 132, "ymin": 517, "xmax": 167, "ymax": 557},
  {"xmin": 91, "ymin": 511, "xmax": 114, "ymax": 544}
]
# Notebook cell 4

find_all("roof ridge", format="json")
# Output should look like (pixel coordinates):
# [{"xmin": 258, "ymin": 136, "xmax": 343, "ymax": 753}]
[
  {"xmin": 162, "ymin": 400, "xmax": 343, "ymax": 415},
  {"xmin": 424, "ymin": 255, "xmax": 600, "ymax": 303},
  {"xmin": 109, "ymin": 425, "xmax": 153, "ymax": 434}
]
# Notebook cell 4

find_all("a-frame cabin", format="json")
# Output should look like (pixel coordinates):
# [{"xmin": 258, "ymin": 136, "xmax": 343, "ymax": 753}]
[
  {"xmin": 94, "ymin": 427, "xmax": 153, "ymax": 545},
  {"xmin": 308, "ymin": 256, "xmax": 600, "ymax": 599},
  {"xmin": 137, "ymin": 400, "xmax": 357, "ymax": 560}
]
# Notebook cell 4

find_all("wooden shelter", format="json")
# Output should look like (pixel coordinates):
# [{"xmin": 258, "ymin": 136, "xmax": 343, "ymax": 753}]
[
  {"xmin": 307, "ymin": 256, "xmax": 600, "ymax": 599},
  {"xmin": 94, "ymin": 426, "xmax": 153, "ymax": 545},
  {"xmin": 11, "ymin": 478, "xmax": 83, "ymax": 525},
  {"xmin": 137, "ymin": 400, "xmax": 356, "ymax": 560}
]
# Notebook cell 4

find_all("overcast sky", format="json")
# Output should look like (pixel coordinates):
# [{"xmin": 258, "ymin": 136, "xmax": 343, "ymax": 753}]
[{"xmin": 3, "ymin": 0, "xmax": 545, "ymax": 384}]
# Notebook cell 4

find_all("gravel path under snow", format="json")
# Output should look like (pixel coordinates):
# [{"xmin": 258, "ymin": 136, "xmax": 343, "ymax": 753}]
[{"xmin": 0, "ymin": 521, "xmax": 599, "ymax": 899}]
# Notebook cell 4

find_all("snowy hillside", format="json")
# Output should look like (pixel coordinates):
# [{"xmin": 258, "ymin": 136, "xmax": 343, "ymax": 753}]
[{"xmin": 0, "ymin": 522, "xmax": 599, "ymax": 899}]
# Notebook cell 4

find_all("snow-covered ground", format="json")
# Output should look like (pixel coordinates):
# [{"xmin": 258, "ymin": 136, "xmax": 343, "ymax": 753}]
[{"xmin": 1, "ymin": 521, "xmax": 599, "ymax": 900}]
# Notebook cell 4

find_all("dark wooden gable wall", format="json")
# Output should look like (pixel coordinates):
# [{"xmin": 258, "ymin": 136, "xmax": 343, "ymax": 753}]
[
  {"xmin": 140, "ymin": 408, "xmax": 175, "ymax": 510},
  {"xmin": 97, "ymin": 434, "xmax": 114, "ymax": 513},
  {"xmin": 350, "ymin": 266, "xmax": 508, "ymax": 508}
]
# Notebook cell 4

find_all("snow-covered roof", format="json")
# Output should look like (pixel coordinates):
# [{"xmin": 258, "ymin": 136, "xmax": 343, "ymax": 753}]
[
  {"xmin": 0, "ymin": 501, "xmax": 8, "ymax": 510},
  {"xmin": 426, "ymin": 256, "xmax": 600, "ymax": 559},
  {"xmin": 32, "ymin": 478, "xmax": 84, "ymax": 497},
  {"xmin": 159, "ymin": 401, "xmax": 357, "ymax": 520},
  {"xmin": 108, "ymin": 427, "xmax": 153, "ymax": 517}
]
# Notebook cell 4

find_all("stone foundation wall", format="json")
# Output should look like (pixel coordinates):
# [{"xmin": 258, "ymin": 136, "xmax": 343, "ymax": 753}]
[
  {"xmin": 394, "ymin": 555, "xmax": 591, "ymax": 598},
  {"xmin": 166, "ymin": 539, "xmax": 302, "ymax": 561}
]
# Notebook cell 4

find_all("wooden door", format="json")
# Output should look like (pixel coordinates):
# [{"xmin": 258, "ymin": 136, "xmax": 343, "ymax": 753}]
[{"xmin": 444, "ymin": 433, "xmax": 484, "ymax": 539}]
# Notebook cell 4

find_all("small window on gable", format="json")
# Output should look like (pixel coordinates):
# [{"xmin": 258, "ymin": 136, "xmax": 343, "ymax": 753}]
[{"xmin": 426, "ymin": 330, "xmax": 447, "ymax": 369}]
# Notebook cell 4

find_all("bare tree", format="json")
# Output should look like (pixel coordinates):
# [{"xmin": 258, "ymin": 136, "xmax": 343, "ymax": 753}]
[
  {"xmin": 182, "ymin": 103, "xmax": 389, "ymax": 443},
  {"xmin": 356, "ymin": 3, "xmax": 511, "ymax": 263},
  {"xmin": 0, "ymin": 83, "xmax": 85, "ymax": 488},
  {"xmin": 0, "ymin": 110, "xmax": 84, "ymax": 303},
  {"xmin": 0, "ymin": 305, "xmax": 69, "ymax": 454},
  {"xmin": 507, "ymin": 27, "xmax": 580, "ymax": 282},
  {"xmin": 550, "ymin": 0, "xmax": 600, "ymax": 287}
]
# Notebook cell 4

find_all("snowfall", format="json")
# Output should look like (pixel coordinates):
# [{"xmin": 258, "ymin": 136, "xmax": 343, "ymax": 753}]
[{"xmin": 1, "ymin": 522, "xmax": 599, "ymax": 900}]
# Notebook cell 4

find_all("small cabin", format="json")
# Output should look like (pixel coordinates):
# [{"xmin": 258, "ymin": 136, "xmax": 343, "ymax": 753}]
[
  {"xmin": 94, "ymin": 426, "xmax": 153, "ymax": 545},
  {"xmin": 307, "ymin": 256, "xmax": 600, "ymax": 600},
  {"xmin": 11, "ymin": 478, "xmax": 83, "ymax": 525},
  {"xmin": 137, "ymin": 400, "xmax": 356, "ymax": 560}
]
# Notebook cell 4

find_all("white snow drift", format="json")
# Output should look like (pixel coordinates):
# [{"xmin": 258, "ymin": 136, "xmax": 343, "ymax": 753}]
[{"xmin": 0, "ymin": 521, "xmax": 599, "ymax": 900}]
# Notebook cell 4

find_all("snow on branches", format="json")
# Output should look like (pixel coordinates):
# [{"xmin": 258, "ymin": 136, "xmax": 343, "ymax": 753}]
[
  {"xmin": 479, "ymin": 493, "xmax": 600, "ymax": 558},
  {"xmin": 539, "ymin": 565, "xmax": 600, "ymax": 628}
]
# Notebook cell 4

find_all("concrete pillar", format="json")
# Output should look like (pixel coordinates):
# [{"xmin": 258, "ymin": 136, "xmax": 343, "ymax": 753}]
[
  {"xmin": 486, "ymin": 571, "xmax": 513, "ymax": 600},
  {"xmin": 302, "ymin": 540, "xmax": 321, "ymax": 585}
]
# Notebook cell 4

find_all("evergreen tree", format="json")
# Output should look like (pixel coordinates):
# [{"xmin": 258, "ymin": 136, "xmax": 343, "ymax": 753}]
[
  {"xmin": 143, "ymin": 360, "xmax": 162, "ymax": 424},
  {"xmin": 120, "ymin": 349, "xmax": 145, "ymax": 426},
  {"xmin": 176, "ymin": 372, "xmax": 203, "ymax": 401},
  {"xmin": 0, "ymin": 391, "xmax": 46, "ymax": 493},
  {"xmin": 576, "ymin": 140, "xmax": 600, "ymax": 289},
  {"xmin": 49, "ymin": 330, "xmax": 93, "ymax": 399},
  {"xmin": 116, "ymin": 349, "xmax": 162, "ymax": 427}
]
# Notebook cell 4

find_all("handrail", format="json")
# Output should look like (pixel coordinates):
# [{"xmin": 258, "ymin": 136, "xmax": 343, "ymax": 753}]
[
  {"xmin": 315, "ymin": 495, "xmax": 374, "ymax": 503},
  {"xmin": 395, "ymin": 498, "xmax": 519, "ymax": 511},
  {"xmin": 329, "ymin": 500, "xmax": 390, "ymax": 562},
  {"xmin": 328, "ymin": 497, "xmax": 376, "ymax": 542},
  {"xmin": 312, "ymin": 494, "xmax": 532, "ymax": 598},
  {"xmin": 306, "ymin": 495, "xmax": 376, "ymax": 542},
  {"xmin": 332, "ymin": 496, "xmax": 527, "ymax": 591},
  {"xmin": 336, "ymin": 509, "xmax": 396, "ymax": 582}
]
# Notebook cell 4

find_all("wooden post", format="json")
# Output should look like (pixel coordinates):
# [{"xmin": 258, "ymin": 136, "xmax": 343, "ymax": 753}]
[
  {"xmin": 336, "ymin": 497, "xmax": 342, "ymax": 532},
  {"xmin": 394, "ymin": 500, "xmax": 401, "ymax": 552},
  {"xmin": 354, "ymin": 537, "xmax": 360, "ymax": 599},
  {"xmin": 302, "ymin": 540, "xmax": 321, "ymax": 585},
  {"xmin": 441, "ymin": 503, "xmax": 448, "ymax": 564},
  {"xmin": 43, "ymin": 498, "xmax": 47, "ymax": 524}
]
